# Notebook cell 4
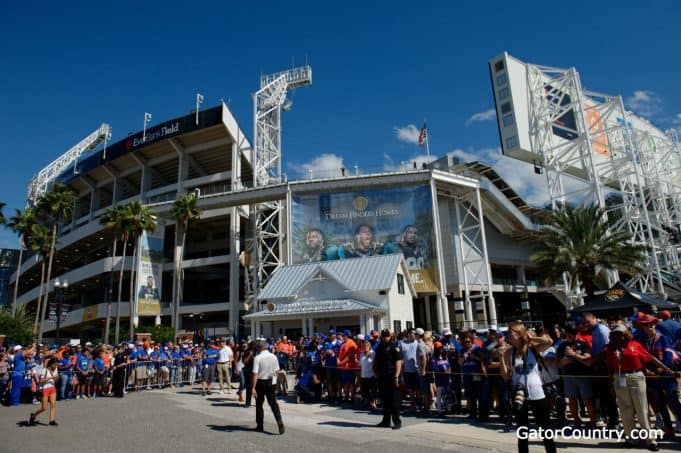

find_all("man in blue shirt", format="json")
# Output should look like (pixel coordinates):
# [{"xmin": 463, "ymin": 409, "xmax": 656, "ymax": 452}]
[
  {"xmin": 583, "ymin": 311, "xmax": 618, "ymax": 429},
  {"xmin": 202, "ymin": 341, "xmax": 219, "ymax": 396},
  {"xmin": 10, "ymin": 345, "xmax": 28, "ymax": 406},
  {"xmin": 170, "ymin": 345, "xmax": 183, "ymax": 387},
  {"xmin": 58, "ymin": 350, "xmax": 73, "ymax": 400}
]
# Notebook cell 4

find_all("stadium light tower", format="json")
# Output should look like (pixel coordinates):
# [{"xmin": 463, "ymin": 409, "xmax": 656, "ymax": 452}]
[{"xmin": 251, "ymin": 65, "xmax": 312, "ymax": 295}]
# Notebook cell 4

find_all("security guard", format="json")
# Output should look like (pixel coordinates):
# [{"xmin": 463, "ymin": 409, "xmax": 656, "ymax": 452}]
[{"xmin": 373, "ymin": 329, "xmax": 403, "ymax": 429}]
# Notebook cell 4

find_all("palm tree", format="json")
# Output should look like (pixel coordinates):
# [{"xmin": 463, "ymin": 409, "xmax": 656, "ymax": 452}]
[
  {"xmin": 27, "ymin": 223, "xmax": 51, "ymax": 336},
  {"xmin": 170, "ymin": 193, "xmax": 201, "ymax": 330},
  {"xmin": 531, "ymin": 204, "xmax": 648, "ymax": 298},
  {"xmin": 99, "ymin": 204, "xmax": 127, "ymax": 344},
  {"xmin": 36, "ymin": 183, "xmax": 75, "ymax": 343},
  {"xmin": 125, "ymin": 201, "xmax": 157, "ymax": 340},
  {"xmin": 6, "ymin": 207, "xmax": 37, "ymax": 315},
  {"xmin": 112, "ymin": 206, "xmax": 134, "ymax": 345}
]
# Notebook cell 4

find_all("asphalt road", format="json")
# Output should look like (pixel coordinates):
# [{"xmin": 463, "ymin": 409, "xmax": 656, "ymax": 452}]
[{"xmin": 1, "ymin": 386, "xmax": 679, "ymax": 453}]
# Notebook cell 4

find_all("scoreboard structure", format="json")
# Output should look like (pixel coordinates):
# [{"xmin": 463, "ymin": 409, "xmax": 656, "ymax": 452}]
[{"xmin": 489, "ymin": 52, "xmax": 681, "ymax": 299}]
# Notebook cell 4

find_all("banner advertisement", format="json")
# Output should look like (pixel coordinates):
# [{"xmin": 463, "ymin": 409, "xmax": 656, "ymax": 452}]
[
  {"xmin": 135, "ymin": 223, "xmax": 164, "ymax": 318},
  {"xmin": 291, "ymin": 185, "xmax": 439, "ymax": 293}
]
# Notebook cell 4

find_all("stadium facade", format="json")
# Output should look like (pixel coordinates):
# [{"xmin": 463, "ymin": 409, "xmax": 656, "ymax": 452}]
[{"xmin": 10, "ymin": 102, "xmax": 564, "ymax": 342}]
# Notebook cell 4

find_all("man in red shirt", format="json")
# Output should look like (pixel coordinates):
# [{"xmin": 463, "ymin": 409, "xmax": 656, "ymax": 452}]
[
  {"xmin": 605, "ymin": 324, "xmax": 676, "ymax": 451},
  {"xmin": 337, "ymin": 330, "xmax": 358, "ymax": 404}
]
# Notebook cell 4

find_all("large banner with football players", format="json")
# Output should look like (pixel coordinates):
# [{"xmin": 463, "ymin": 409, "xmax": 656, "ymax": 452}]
[{"xmin": 291, "ymin": 185, "xmax": 439, "ymax": 293}]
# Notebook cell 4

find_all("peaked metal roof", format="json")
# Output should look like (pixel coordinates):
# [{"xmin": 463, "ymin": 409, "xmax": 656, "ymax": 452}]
[
  {"xmin": 257, "ymin": 253, "xmax": 404, "ymax": 300},
  {"xmin": 244, "ymin": 298, "xmax": 385, "ymax": 320}
]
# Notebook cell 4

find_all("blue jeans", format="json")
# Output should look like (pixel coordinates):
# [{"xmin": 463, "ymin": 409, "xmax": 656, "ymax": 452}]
[
  {"xmin": 59, "ymin": 374, "xmax": 71, "ymax": 400},
  {"xmin": 10, "ymin": 372, "xmax": 23, "ymax": 406}
]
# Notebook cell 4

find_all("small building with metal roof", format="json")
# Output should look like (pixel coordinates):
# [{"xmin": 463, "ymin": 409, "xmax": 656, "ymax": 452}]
[{"xmin": 245, "ymin": 254, "xmax": 416, "ymax": 338}]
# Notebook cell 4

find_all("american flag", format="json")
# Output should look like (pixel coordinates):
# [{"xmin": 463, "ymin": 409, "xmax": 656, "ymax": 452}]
[{"xmin": 418, "ymin": 123, "xmax": 427, "ymax": 148}]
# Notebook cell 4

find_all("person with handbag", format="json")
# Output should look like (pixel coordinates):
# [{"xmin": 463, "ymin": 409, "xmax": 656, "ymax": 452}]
[{"xmin": 29, "ymin": 358, "xmax": 60, "ymax": 426}]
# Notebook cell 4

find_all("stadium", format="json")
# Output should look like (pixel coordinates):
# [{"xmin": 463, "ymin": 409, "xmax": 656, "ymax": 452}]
[{"xmin": 9, "ymin": 54, "xmax": 681, "ymax": 342}]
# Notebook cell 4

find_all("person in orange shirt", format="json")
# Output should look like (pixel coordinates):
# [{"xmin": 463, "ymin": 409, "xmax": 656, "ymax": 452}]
[
  {"xmin": 278, "ymin": 337, "xmax": 291, "ymax": 356},
  {"xmin": 337, "ymin": 330, "xmax": 358, "ymax": 404}
]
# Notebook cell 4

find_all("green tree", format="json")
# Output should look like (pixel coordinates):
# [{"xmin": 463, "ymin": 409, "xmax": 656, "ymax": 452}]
[
  {"xmin": 170, "ymin": 193, "xmax": 201, "ymax": 330},
  {"xmin": 531, "ymin": 204, "xmax": 648, "ymax": 298},
  {"xmin": 99, "ymin": 204, "xmax": 128, "ymax": 344},
  {"xmin": 27, "ymin": 223, "xmax": 51, "ymax": 336},
  {"xmin": 36, "ymin": 183, "xmax": 75, "ymax": 343},
  {"xmin": 6, "ymin": 207, "xmax": 37, "ymax": 315},
  {"xmin": 0, "ymin": 305, "xmax": 33, "ymax": 345},
  {"xmin": 125, "ymin": 201, "xmax": 157, "ymax": 341}
]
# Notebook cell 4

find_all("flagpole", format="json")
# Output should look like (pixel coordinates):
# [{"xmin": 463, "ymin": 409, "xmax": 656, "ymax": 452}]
[{"xmin": 424, "ymin": 118, "xmax": 430, "ymax": 162}]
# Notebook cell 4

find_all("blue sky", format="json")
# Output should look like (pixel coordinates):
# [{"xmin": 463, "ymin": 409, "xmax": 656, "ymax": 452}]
[{"xmin": 1, "ymin": 1, "xmax": 680, "ymax": 248}]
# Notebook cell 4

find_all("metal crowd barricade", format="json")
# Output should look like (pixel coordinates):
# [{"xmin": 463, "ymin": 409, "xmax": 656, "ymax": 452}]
[{"xmin": 124, "ymin": 359, "xmax": 199, "ymax": 391}]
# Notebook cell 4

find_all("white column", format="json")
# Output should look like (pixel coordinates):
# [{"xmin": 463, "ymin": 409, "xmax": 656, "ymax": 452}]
[
  {"xmin": 301, "ymin": 318, "xmax": 308, "ymax": 337},
  {"xmin": 229, "ymin": 207, "xmax": 241, "ymax": 337},
  {"xmin": 429, "ymin": 179, "xmax": 450, "ymax": 330}
]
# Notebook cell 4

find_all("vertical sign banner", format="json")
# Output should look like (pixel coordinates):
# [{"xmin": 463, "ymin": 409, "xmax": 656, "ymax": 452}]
[
  {"xmin": 291, "ymin": 185, "xmax": 439, "ymax": 293},
  {"xmin": 135, "ymin": 223, "xmax": 164, "ymax": 317}
]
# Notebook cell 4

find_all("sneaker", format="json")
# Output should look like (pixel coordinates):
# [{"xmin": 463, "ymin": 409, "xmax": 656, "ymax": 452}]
[
  {"xmin": 28, "ymin": 413, "xmax": 36, "ymax": 426},
  {"xmin": 146, "ymin": 386, "xmax": 152, "ymax": 390},
  {"xmin": 278, "ymin": 422, "xmax": 285, "ymax": 435},
  {"xmin": 32, "ymin": 399, "xmax": 39, "ymax": 405},
  {"xmin": 219, "ymin": 390, "xmax": 224, "ymax": 395},
  {"xmin": 647, "ymin": 442, "xmax": 660, "ymax": 452},
  {"xmin": 49, "ymin": 420, "xmax": 58, "ymax": 426}
]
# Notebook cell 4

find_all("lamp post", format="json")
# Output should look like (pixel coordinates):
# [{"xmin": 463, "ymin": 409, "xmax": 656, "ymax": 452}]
[{"xmin": 54, "ymin": 278, "xmax": 68, "ymax": 341}]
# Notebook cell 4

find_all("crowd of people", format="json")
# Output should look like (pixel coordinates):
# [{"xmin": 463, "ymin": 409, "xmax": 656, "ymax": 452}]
[{"xmin": 2, "ymin": 310, "xmax": 681, "ymax": 451}]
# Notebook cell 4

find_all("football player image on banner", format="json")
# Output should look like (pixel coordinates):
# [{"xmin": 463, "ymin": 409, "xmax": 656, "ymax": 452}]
[
  {"xmin": 291, "ymin": 185, "xmax": 438, "ymax": 293},
  {"xmin": 134, "ymin": 223, "xmax": 165, "ymax": 320}
]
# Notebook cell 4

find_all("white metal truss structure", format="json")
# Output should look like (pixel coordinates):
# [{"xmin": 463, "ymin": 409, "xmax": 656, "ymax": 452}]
[
  {"xmin": 525, "ymin": 63, "xmax": 681, "ymax": 300},
  {"xmin": 436, "ymin": 182, "xmax": 496, "ymax": 329},
  {"xmin": 251, "ymin": 66, "xmax": 312, "ymax": 294},
  {"xmin": 26, "ymin": 123, "xmax": 111, "ymax": 205}
]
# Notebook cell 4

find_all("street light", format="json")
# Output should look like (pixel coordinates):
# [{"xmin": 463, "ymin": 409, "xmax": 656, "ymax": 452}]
[{"xmin": 54, "ymin": 278, "xmax": 69, "ymax": 341}]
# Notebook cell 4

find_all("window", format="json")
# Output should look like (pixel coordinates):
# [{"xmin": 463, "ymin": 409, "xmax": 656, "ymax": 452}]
[
  {"xmin": 406, "ymin": 321, "xmax": 413, "ymax": 330},
  {"xmin": 494, "ymin": 60, "xmax": 505, "ymax": 72},
  {"xmin": 498, "ymin": 87, "xmax": 510, "ymax": 100},
  {"xmin": 506, "ymin": 135, "xmax": 518, "ymax": 149},
  {"xmin": 397, "ymin": 273, "xmax": 405, "ymax": 295},
  {"xmin": 502, "ymin": 114, "xmax": 514, "ymax": 127},
  {"xmin": 496, "ymin": 73, "xmax": 508, "ymax": 86},
  {"xmin": 394, "ymin": 320, "xmax": 402, "ymax": 334},
  {"xmin": 501, "ymin": 102, "xmax": 511, "ymax": 114}
]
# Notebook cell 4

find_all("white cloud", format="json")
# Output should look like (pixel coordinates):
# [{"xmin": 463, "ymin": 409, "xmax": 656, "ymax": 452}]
[
  {"xmin": 626, "ymin": 90, "xmax": 662, "ymax": 118},
  {"xmin": 465, "ymin": 109, "xmax": 497, "ymax": 126},
  {"xmin": 447, "ymin": 146, "xmax": 591, "ymax": 208},
  {"xmin": 288, "ymin": 153, "xmax": 346, "ymax": 179},
  {"xmin": 393, "ymin": 124, "xmax": 421, "ymax": 145},
  {"xmin": 382, "ymin": 152, "xmax": 438, "ymax": 172}
]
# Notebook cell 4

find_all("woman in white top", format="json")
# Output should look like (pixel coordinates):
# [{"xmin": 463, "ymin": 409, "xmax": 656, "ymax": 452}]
[
  {"xmin": 359, "ymin": 340, "xmax": 377, "ymax": 409},
  {"xmin": 29, "ymin": 357, "xmax": 60, "ymax": 426},
  {"xmin": 501, "ymin": 321, "xmax": 556, "ymax": 453}
]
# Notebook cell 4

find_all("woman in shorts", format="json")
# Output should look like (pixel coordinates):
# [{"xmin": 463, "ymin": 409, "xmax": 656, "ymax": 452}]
[{"xmin": 29, "ymin": 358, "xmax": 60, "ymax": 426}]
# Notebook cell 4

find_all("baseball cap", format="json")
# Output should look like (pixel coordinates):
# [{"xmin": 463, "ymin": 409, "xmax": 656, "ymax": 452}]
[
  {"xmin": 638, "ymin": 314, "xmax": 658, "ymax": 325},
  {"xmin": 442, "ymin": 327, "xmax": 452, "ymax": 336},
  {"xmin": 488, "ymin": 325, "xmax": 498, "ymax": 332},
  {"xmin": 434, "ymin": 341, "xmax": 443, "ymax": 349},
  {"xmin": 371, "ymin": 330, "xmax": 380, "ymax": 339},
  {"xmin": 612, "ymin": 324, "xmax": 628, "ymax": 334},
  {"xmin": 329, "ymin": 329, "xmax": 336, "ymax": 334},
  {"xmin": 357, "ymin": 334, "xmax": 365, "ymax": 341},
  {"xmin": 414, "ymin": 328, "xmax": 425, "ymax": 336},
  {"xmin": 342, "ymin": 329, "xmax": 352, "ymax": 336},
  {"xmin": 13, "ymin": 345, "xmax": 22, "ymax": 351}
]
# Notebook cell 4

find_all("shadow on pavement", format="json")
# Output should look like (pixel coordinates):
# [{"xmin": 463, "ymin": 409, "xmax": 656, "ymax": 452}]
[
  {"xmin": 317, "ymin": 421, "xmax": 377, "ymax": 428},
  {"xmin": 207, "ymin": 424, "xmax": 277, "ymax": 435}
]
